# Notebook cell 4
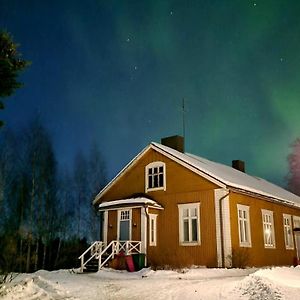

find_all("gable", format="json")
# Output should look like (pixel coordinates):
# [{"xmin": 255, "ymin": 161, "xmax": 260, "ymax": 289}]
[{"xmin": 96, "ymin": 147, "xmax": 218, "ymax": 204}]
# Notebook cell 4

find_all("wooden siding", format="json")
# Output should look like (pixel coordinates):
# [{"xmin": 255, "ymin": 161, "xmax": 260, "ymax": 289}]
[
  {"xmin": 229, "ymin": 191, "xmax": 300, "ymax": 267},
  {"xmin": 100, "ymin": 148, "xmax": 219, "ymax": 268},
  {"xmin": 147, "ymin": 190, "xmax": 218, "ymax": 268},
  {"xmin": 100, "ymin": 148, "xmax": 218, "ymax": 202}
]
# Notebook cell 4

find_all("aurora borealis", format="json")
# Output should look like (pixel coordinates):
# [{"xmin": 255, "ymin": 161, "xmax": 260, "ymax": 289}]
[{"xmin": 1, "ymin": 0, "xmax": 300, "ymax": 187}]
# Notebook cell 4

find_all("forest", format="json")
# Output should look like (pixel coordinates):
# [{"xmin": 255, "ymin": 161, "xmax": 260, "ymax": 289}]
[{"xmin": 0, "ymin": 117, "xmax": 107, "ymax": 274}]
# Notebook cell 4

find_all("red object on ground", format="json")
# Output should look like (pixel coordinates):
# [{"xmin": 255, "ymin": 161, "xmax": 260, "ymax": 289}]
[{"xmin": 125, "ymin": 255, "xmax": 135, "ymax": 272}]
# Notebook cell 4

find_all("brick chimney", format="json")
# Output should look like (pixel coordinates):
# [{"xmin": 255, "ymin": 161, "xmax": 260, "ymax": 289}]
[
  {"xmin": 232, "ymin": 160, "xmax": 245, "ymax": 173},
  {"xmin": 161, "ymin": 135, "xmax": 184, "ymax": 153}
]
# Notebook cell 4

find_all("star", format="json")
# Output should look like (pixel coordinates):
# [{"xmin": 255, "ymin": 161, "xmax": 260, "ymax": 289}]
[
  {"xmin": 170, "ymin": 11, "xmax": 173, "ymax": 15},
  {"xmin": 126, "ymin": 38, "xmax": 130, "ymax": 42}
]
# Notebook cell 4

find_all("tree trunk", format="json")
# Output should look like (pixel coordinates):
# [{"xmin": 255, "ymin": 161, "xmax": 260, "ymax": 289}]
[
  {"xmin": 26, "ymin": 234, "xmax": 31, "ymax": 273},
  {"xmin": 54, "ymin": 238, "xmax": 62, "ymax": 269},
  {"xmin": 34, "ymin": 238, "xmax": 39, "ymax": 271},
  {"xmin": 19, "ymin": 238, "xmax": 23, "ymax": 273},
  {"xmin": 42, "ymin": 243, "xmax": 47, "ymax": 270}
]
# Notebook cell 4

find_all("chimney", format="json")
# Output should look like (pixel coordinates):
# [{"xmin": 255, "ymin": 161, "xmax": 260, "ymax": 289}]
[
  {"xmin": 232, "ymin": 160, "xmax": 245, "ymax": 173},
  {"xmin": 161, "ymin": 135, "xmax": 184, "ymax": 153}
]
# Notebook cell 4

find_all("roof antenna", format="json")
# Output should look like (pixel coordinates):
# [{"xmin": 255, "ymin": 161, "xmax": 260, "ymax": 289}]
[{"xmin": 182, "ymin": 98, "xmax": 186, "ymax": 140}]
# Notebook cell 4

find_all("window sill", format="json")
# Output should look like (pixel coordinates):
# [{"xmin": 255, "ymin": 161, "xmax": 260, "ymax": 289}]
[
  {"xmin": 264, "ymin": 245, "xmax": 276, "ymax": 249},
  {"xmin": 239, "ymin": 243, "xmax": 252, "ymax": 248},
  {"xmin": 146, "ymin": 186, "xmax": 165, "ymax": 192},
  {"xmin": 180, "ymin": 242, "xmax": 201, "ymax": 246},
  {"xmin": 285, "ymin": 246, "xmax": 294, "ymax": 250}
]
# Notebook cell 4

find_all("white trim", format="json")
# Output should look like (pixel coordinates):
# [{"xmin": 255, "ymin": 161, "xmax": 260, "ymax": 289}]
[
  {"xmin": 99, "ymin": 205, "xmax": 164, "ymax": 212},
  {"xmin": 149, "ymin": 214, "xmax": 157, "ymax": 246},
  {"xmin": 103, "ymin": 210, "xmax": 108, "ymax": 246},
  {"xmin": 152, "ymin": 144, "xmax": 226, "ymax": 189},
  {"xmin": 141, "ymin": 207, "xmax": 147, "ymax": 262},
  {"xmin": 94, "ymin": 142, "xmax": 300, "ymax": 208},
  {"xmin": 99, "ymin": 197, "xmax": 163, "ymax": 209},
  {"xmin": 214, "ymin": 188, "xmax": 231, "ymax": 267},
  {"xmin": 94, "ymin": 145, "xmax": 151, "ymax": 204},
  {"xmin": 293, "ymin": 215, "xmax": 300, "ymax": 261},
  {"xmin": 94, "ymin": 143, "xmax": 225, "ymax": 204},
  {"xmin": 222, "ymin": 194, "xmax": 232, "ymax": 267},
  {"xmin": 283, "ymin": 214, "xmax": 294, "ymax": 250},
  {"xmin": 261, "ymin": 209, "xmax": 276, "ymax": 249},
  {"xmin": 237, "ymin": 204, "xmax": 252, "ymax": 248},
  {"xmin": 117, "ymin": 209, "xmax": 132, "ymax": 241},
  {"xmin": 145, "ymin": 161, "xmax": 166, "ymax": 192},
  {"xmin": 178, "ymin": 203, "xmax": 201, "ymax": 246}
]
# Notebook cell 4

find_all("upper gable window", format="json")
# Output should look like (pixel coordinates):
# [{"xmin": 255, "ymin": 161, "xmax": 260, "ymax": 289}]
[{"xmin": 145, "ymin": 161, "xmax": 166, "ymax": 192}]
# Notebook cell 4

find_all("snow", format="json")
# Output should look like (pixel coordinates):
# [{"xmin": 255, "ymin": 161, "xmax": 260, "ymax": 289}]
[
  {"xmin": 152, "ymin": 142, "xmax": 300, "ymax": 206},
  {"xmin": 1, "ymin": 267, "xmax": 300, "ymax": 299},
  {"xmin": 99, "ymin": 197, "xmax": 163, "ymax": 209}
]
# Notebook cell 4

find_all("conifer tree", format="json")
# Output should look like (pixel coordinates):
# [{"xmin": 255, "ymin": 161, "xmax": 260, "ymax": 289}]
[{"xmin": 0, "ymin": 30, "xmax": 30, "ymax": 127}]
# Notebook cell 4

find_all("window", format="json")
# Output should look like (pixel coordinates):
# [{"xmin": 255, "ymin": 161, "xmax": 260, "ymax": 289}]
[
  {"xmin": 149, "ymin": 214, "xmax": 157, "ymax": 246},
  {"xmin": 283, "ymin": 214, "xmax": 294, "ymax": 249},
  {"xmin": 237, "ymin": 204, "xmax": 251, "ymax": 247},
  {"xmin": 145, "ymin": 162, "xmax": 166, "ymax": 192},
  {"xmin": 178, "ymin": 203, "xmax": 200, "ymax": 245},
  {"xmin": 261, "ymin": 209, "xmax": 275, "ymax": 248}
]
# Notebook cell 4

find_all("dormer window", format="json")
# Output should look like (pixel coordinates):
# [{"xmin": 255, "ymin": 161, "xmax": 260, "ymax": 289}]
[{"xmin": 145, "ymin": 161, "xmax": 166, "ymax": 192}]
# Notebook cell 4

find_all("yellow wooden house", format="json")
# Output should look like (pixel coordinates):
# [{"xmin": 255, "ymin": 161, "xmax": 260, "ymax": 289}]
[{"xmin": 79, "ymin": 136, "xmax": 300, "ymax": 271}]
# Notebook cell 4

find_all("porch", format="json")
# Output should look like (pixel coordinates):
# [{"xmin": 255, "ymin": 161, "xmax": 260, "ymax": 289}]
[{"xmin": 78, "ymin": 240, "xmax": 143, "ymax": 272}]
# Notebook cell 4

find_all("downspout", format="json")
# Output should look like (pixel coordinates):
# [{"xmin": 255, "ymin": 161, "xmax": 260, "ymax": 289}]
[
  {"xmin": 219, "ymin": 190, "xmax": 230, "ymax": 268},
  {"xmin": 141, "ymin": 205, "xmax": 149, "ymax": 266}
]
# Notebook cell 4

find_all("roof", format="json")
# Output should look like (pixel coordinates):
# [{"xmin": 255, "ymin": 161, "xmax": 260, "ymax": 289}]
[
  {"xmin": 98, "ymin": 197, "xmax": 163, "ymax": 209},
  {"xmin": 94, "ymin": 142, "xmax": 300, "ymax": 208},
  {"xmin": 151, "ymin": 142, "xmax": 300, "ymax": 206}
]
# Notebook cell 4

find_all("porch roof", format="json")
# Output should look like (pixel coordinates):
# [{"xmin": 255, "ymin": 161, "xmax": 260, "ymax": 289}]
[{"xmin": 99, "ymin": 197, "xmax": 163, "ymax": 210}]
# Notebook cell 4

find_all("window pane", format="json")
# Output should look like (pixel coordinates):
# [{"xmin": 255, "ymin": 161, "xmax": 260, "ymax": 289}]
[
  {"xmin": 159, "ymin": 173, "xmax": 164, "ymax": 187},
  {"xmin": 148, "ymin": 175, "xmax": 153, "ymax": 188},
  {"xmin": 154, "ymin": 174, "xmax": 158, "ymax": 187},
  {"xmin": 153, "ymin": 167, "xmax": 158, "ymax": 174},
  {"xmin": 192, "ymin": 219, "xmax": 198, "ymax": 241},
  {"xmin": 159, "ymin": 166, "xmax": 163, "ymax": 172},
  {"xmin": 183, "ymin": 220, "xmax": 189, "ymax": 241},
  {"xmin": 244, "ymin": 220, "xmax": 248, "ymax": 242}
]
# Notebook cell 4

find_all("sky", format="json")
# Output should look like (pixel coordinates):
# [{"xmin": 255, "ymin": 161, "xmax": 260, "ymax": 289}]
[{"xmin": 1, "ymin": 0, "xmax": 300, "ymax": 187}]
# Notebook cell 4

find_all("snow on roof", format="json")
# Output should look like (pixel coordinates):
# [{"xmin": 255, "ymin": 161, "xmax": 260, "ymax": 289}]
[
  {"xmin": 99, "ymin": 197, "xmax": 163, "ymax": 209},
  {"xmin": 151, "ymin": 142, "xmax": 300, "ymax": 206}
]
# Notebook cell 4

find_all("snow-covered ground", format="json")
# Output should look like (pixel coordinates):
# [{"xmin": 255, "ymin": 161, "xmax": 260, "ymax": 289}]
[{"xmin": 1, "ymin": 266, "xmax": 300, "ymax": 299}]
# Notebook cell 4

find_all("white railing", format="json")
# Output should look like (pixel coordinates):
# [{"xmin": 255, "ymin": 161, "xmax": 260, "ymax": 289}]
[
  {"xmin": 79, "ymin": 240, "xmax": 142, "ymax": 272},
  {"xmin": 78, "ymin": 241, "xmax": 104, "ymax": 273}
]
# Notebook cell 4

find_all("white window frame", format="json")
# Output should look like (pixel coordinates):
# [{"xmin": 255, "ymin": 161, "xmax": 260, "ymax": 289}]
[
  {"xmin": 283, "ymin": 214, "xmax": 294, "ymax": 250},
  {"xmin": 178, "ymin": 202, "xmax": 201, "ymax": 246},
  {"xmin": 149, "ymin": 214, "xmax": 157, "ymax": 246},
  {"xmin": 145, "ymin": 161, "xmax": 166, "ymax": 192},
  {"xmin": 117, "ymin": 209, "xmax": 132, "ymax": 241},
  {"xmin": 237, "ymin": 204, "xmax": 252, "ymax": 247},
  {"xmin": 261, "ymin": 209, "xmax": 276, "ymax": 248}
]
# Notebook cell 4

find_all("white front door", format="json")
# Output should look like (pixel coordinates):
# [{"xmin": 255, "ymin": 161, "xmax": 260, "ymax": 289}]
[{"xmin": 118, "ymin": 209, "xmax": 132, "ymax": 241}]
